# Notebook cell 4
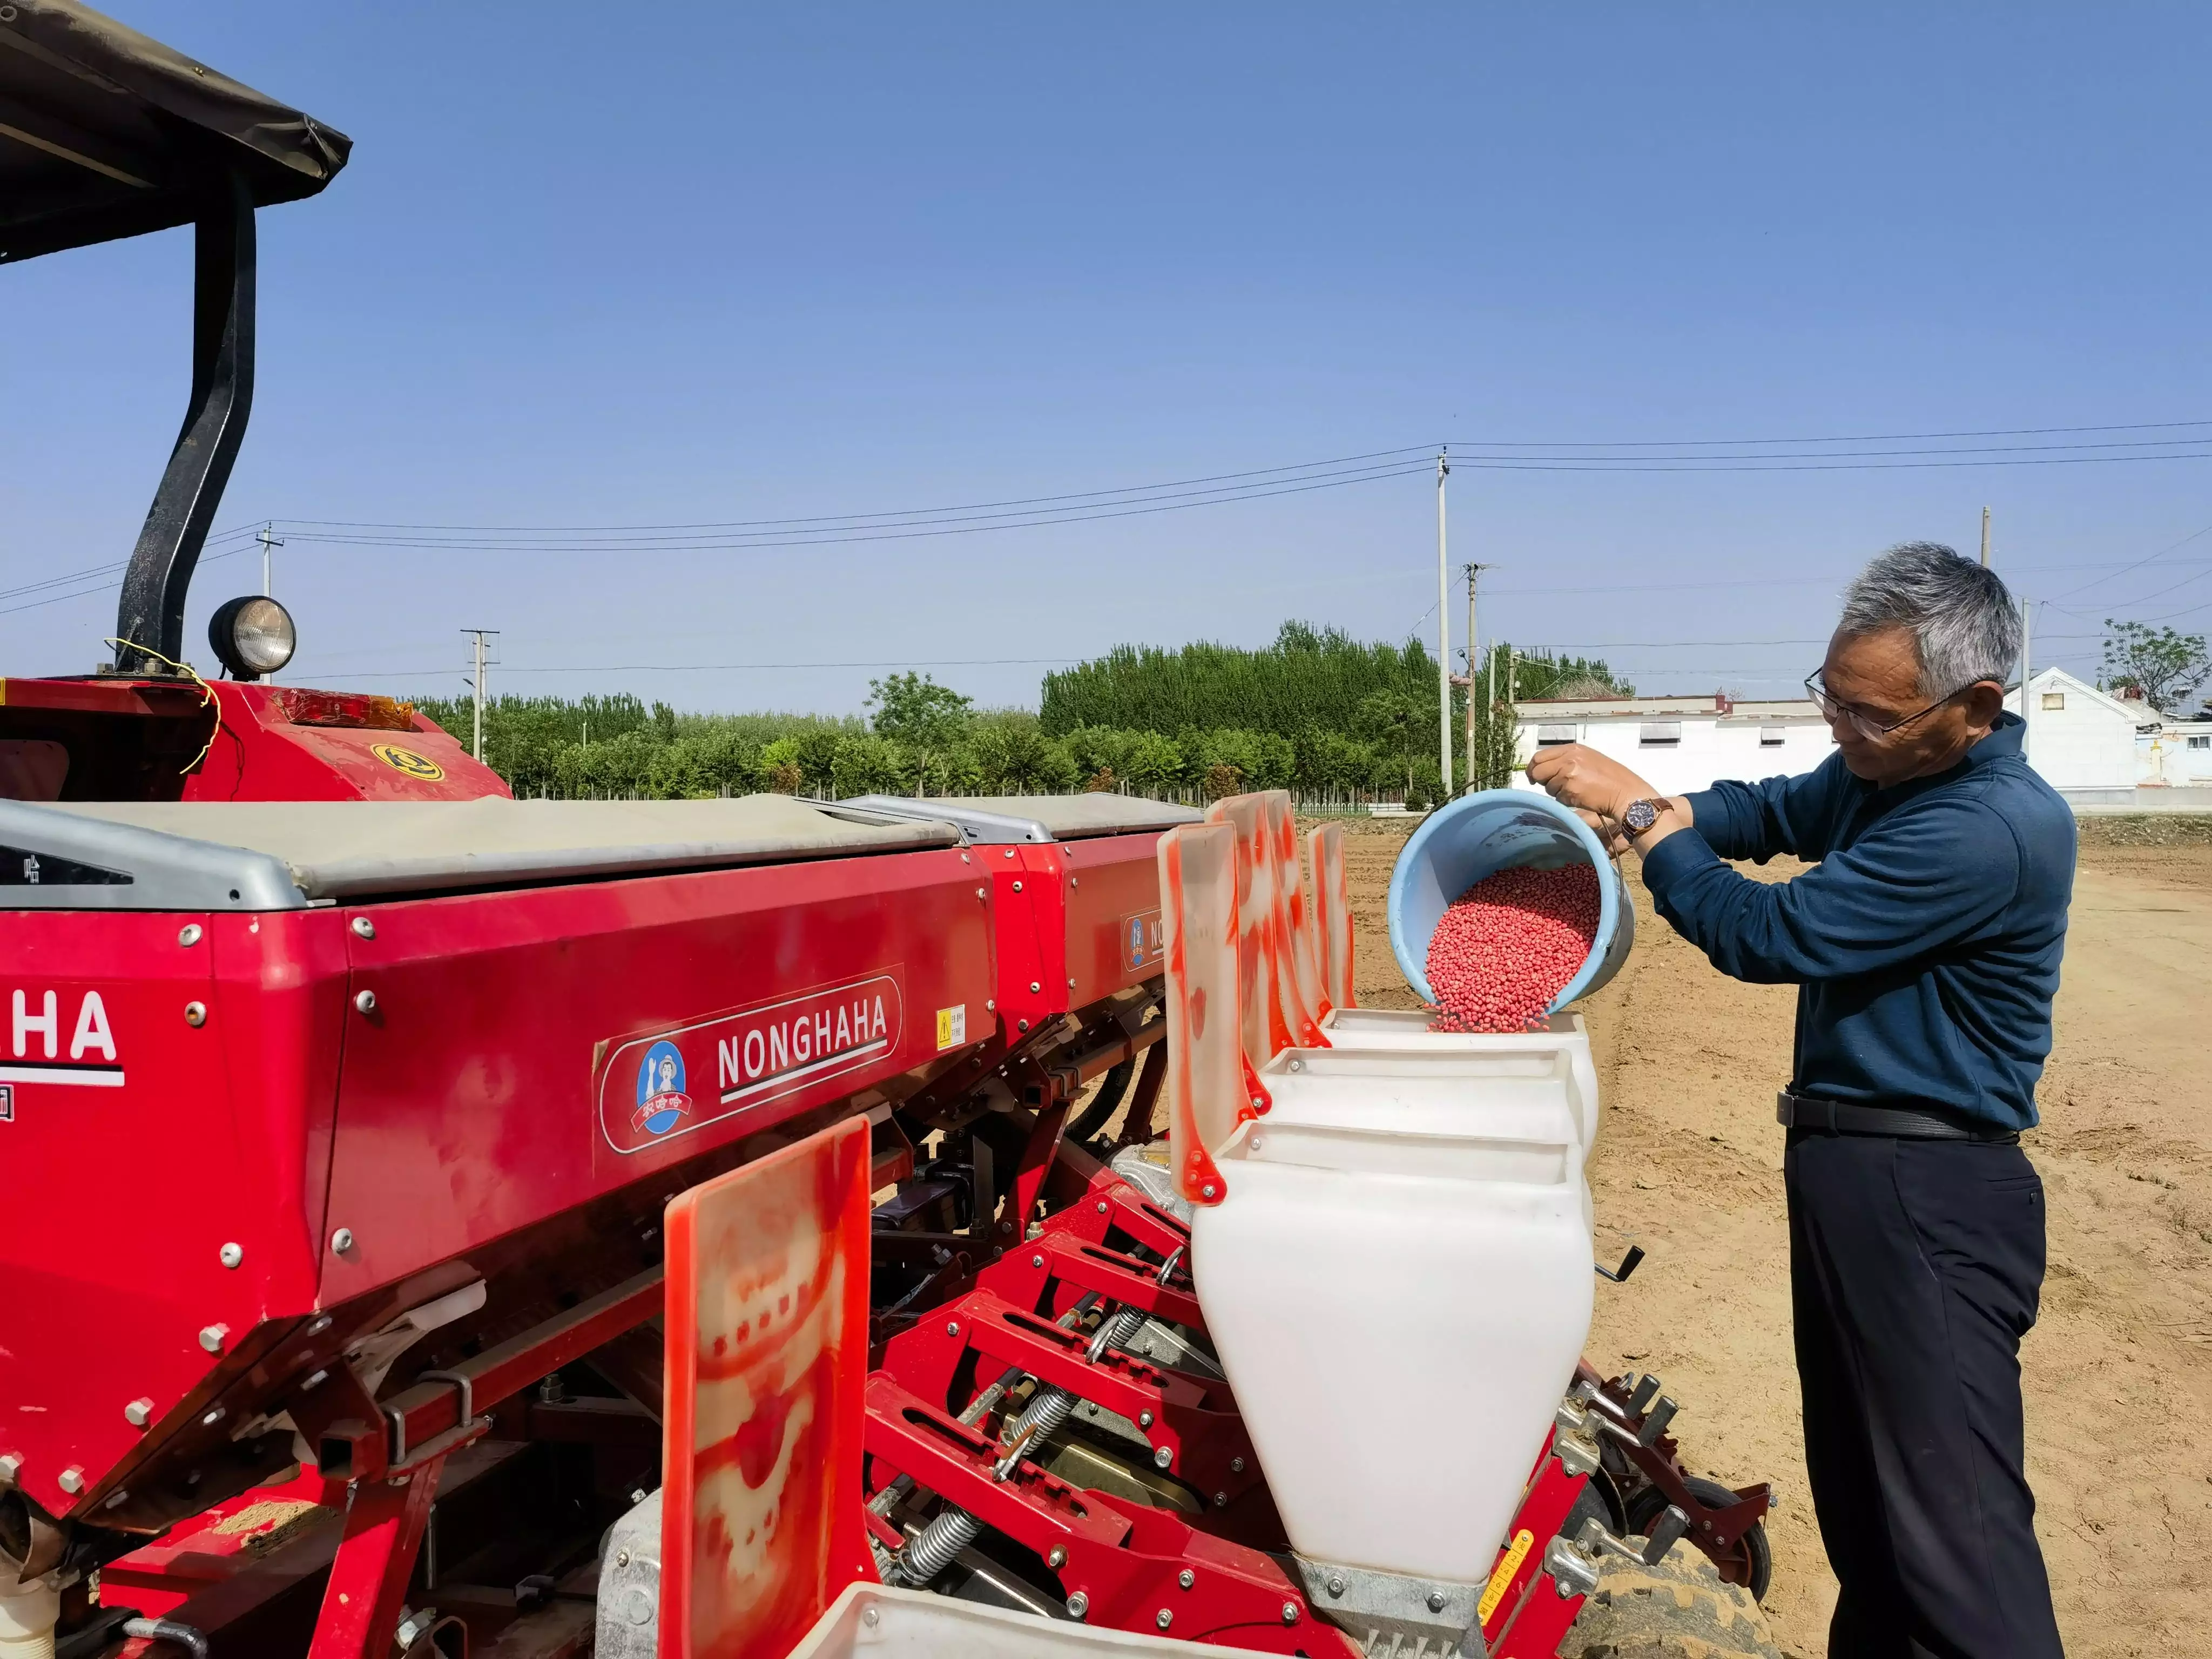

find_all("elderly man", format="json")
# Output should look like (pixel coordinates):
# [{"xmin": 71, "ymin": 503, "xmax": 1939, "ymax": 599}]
[{"xmin": 1528, "ymin": 542, "xmax": 2070, "ymax": 1659}]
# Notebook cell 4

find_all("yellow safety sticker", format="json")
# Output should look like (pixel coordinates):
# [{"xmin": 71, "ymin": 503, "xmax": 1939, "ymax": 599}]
[
  {"xmin": 935, "ymin": 1006, "xmax": 967, "ymax": 1050},
  {"xmin": 1478, "ymin": 1527, "xmax": 1535, "ymax": 1623},
  {"xmin": 370, "ymin": 743, "xmax": 444, "ymax": 781}
]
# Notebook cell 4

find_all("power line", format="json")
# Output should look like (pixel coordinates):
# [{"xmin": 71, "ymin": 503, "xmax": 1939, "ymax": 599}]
[
  {"xmin": 1479, "ymin": 556, "xmax": 2212, "ymax": 600},
  {"xmin": 197, "ymin": 427, "xmax": 2212, "ymax": 551},
  {"xmin": 1445, "ymin": 450, "xmax": 2212, "ymax": 475},
  {"xmin": 0, "ymin": 542, "xmax": 256, "ymax": 618},
  {"xmin": 274, "ymin": 446, "xmax": 1442, "ymax": 534},
  {"xmin": 0, "ymin": 523, "xmax": 260, "ymax": 608},
  {"xmin": 2045, "ymin": 517, "xmax": 2212, "ymax": 602},
  {"xmin": 2092, "ymin": 564, "xmax": 2212, "ymax": 610},
  {"xmin": 265, "ymin": 461, "xmax": 1438, "ymax": 556},
  {"xmin": 1441, "ymin": 436, "xmax": 2212, "ymax": 463},
  {"xmin": 305, "ymin": 655, "xmax": 1088, "ymax": 682},
  {"xmin": 1442, "ymin": 418, "xmax": 2212, "ymax": 448}
]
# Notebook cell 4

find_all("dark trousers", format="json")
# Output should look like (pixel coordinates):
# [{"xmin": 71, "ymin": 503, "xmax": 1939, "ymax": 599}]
[{"xmin": 1785, "ymin": 1129, "xmax": 2063, "ymax": 1659}]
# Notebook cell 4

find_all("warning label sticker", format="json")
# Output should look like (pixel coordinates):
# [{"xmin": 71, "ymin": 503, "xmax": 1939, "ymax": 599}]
[{"xmin": 935, "ymin": 1004, "xmax": 967, "ymax": 1050}]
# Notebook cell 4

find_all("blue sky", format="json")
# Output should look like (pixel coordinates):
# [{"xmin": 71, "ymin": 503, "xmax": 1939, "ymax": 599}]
[{"xmin": 6, "ymin": 3, "xmax": 2210, "ymax": 712}]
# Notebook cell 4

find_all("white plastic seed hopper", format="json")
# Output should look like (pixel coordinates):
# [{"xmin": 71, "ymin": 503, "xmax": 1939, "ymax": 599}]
[{"xmin": 1161, "ymin": 820, "xmax": 1595, "ymax": 1657}]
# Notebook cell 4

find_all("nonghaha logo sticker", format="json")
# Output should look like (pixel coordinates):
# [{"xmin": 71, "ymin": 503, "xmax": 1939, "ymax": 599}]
[{"xmin": 597, "ymin": 972, "xmax": 903, "ymax": 1155}]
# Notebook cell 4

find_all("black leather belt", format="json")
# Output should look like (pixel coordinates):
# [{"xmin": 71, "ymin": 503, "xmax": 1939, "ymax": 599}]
[{"xmin": 1777, "ymin": 1089, "xmax": 2019, "ymax": 1144}]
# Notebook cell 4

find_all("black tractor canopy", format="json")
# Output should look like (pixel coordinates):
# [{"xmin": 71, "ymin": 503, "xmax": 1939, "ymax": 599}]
[
  {"xmin": 2, "ymin": 1, "xmax": 350, "ymax": 674},
  {"xmin": 1, "ymin": 0, "xmax": 348, "ymax": 263}
]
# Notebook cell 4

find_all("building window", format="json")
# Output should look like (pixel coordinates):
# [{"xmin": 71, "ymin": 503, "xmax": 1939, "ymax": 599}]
[
  {"xmin": 2041, "ymin": 692, "xmax": 2066, "ymax": 710},
  {"xmin": 1535, "ymin": 724, "xmax": 1578, "ymax": 746},
  {"xmin": 2190, "ymin": 735, "xmax": 2210, "ymax": 751},
  {"xmin": 1638, "ymin": 721, "xmax": 1681, "ymax": 747},
  {"xmin": 1759, "ymin": 725, "xmax": 1786, "ymax": 747}
]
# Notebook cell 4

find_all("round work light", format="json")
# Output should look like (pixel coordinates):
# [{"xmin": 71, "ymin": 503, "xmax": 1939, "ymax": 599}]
[{"xmin": 207, "ymin": 595, "xmax": 298, "ymax": 680}]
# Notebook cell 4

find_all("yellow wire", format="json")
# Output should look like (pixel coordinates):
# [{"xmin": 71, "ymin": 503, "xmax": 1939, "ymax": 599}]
[{"xmin": 104, "ymin": 638, "xmax": 221, "ymax": 774}]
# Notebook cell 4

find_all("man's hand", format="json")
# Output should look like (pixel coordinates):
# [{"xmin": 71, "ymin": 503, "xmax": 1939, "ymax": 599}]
[
  {"xmin": 1525, "ymin": 743, "xmax": 1652, "ymax": 822},
  {"xmin": 1524, "ymin": 744, "xmax": 1693, "ymax": 854}
]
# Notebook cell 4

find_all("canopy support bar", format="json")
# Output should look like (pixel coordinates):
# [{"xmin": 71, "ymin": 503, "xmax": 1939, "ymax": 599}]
[{"xmin": 112, "ymin": 170, "xmax": 255, "ymax": 676}]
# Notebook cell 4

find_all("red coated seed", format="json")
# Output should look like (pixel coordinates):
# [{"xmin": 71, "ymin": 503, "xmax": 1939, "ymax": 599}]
[{"xmin": 1425, "ymin": 864, "xmax": 1601, "ymax": 1034}]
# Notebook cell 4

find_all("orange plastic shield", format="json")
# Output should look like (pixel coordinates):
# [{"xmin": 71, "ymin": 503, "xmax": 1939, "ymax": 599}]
[
  {"xmin": 662, "ymin": 1117, "xmax": 873, "ymax": 1658},
  {"xmin": 1306, "ymin": 821, "xmax": 1357, "ymax": 1013},
  {"xmin": 1204, "ymin": 794, "xmax": 1287, "ymax": 1082},
  {"xmin": 1160, "ymin": 823, "xmax": 1242, "ymax": 1205},
  {"xmin": 1264, "ymin": 791, "xmax": 1330, "ymax": 1043}
]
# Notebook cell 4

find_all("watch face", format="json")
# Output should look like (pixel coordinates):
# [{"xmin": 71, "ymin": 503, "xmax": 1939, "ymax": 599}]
[{"xmin": 1624, "ymin": 799, "xmax": 1657, "ymax": 832}]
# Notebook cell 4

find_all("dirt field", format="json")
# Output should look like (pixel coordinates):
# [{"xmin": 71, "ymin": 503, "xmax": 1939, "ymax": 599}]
[{"xmin": 1331, "ymin": 818, "xmax": 2212, "ymax": 1659}]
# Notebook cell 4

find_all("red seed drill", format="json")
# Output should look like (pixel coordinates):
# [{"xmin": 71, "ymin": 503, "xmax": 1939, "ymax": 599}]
[{"xmin": 1425, "ymin": 863, "xmax": 1602, "ymax": 1033}]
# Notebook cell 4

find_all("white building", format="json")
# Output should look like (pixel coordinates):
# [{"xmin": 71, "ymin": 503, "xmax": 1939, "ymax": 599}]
[
  {"xmin": 2001, "ymin": 667, "xmax": 2148, "ymax": 794},
  {"xmin": 1510, "ymin": 670, "xmax": 2185, "ymax": 806},
  {"xmin": 1512, "ymin": 694, "xmax": 1836, "ymax": 796},
  {"xmin": 2139, "ymin": 718, "xmax": 2212, "ymax": 787}
]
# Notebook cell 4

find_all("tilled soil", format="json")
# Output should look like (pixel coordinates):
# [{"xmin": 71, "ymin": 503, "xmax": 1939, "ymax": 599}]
[{"xmin": 1331, "ymin": 820, "xmax": 2212, "ymax": 1659}]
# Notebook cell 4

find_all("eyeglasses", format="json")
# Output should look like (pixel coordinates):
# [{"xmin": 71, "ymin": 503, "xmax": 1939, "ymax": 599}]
[{"xmin": 1803, "ymin": 672, "xmax": 1973, "ymax": 741}]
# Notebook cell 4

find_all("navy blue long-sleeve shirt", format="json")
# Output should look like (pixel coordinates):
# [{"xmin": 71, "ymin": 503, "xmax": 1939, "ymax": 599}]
[{"xmin": 1636, "ymin": 714, "xmax": 2074, "ymax": 1130}]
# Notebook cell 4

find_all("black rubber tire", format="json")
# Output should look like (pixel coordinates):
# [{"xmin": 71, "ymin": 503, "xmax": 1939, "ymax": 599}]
[
  {"xmin": 1626, "ymin": 1475, "xmax": 1774, "ymax": 1603},
  {"xmin": 1561, "ymin": 1466, "xmax": 1628, "ymax": 1540}
]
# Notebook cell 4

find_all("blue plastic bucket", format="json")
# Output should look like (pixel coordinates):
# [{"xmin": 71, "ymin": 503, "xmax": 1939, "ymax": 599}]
[{"xmin": 1386, "ymin": 788, "xmax": 1635, "ymax": 1010}]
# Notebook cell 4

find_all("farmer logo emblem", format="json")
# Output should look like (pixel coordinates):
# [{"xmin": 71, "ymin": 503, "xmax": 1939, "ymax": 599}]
[
  {"xmin": 370, "ymin": 744, "xmax": 445, "ymax": 781},
  {"xmin": 1121, "ymin": 908, "xmax": 1164, "ymax": 970},
  {"xmin": 631, "ymin": 1040, "xmax": 693, "ymax": 1137}
]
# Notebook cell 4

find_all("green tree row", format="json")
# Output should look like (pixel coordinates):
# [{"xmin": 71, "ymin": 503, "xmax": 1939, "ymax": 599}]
[
  {"xmin": 414, "ymin": 625, "xmax": 1629, "ymax": 807},
  {"xmin": 1038, "ymin": 621, "xmax": 1627, "ymax": 738}
]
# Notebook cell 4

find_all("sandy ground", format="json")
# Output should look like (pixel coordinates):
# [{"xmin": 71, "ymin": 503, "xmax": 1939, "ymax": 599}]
[{"xmin": 1330, "ymin": 820, "xmax": 2212, "ymax": 1659}]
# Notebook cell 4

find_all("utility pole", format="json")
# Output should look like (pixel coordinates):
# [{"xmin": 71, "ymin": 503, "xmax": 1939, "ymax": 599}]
[
  {"xmin": 1437, "ymin": 449, "xmax": 1453, "ymax": 795},
  {"xmin": 258, "ymin": 521, "xmax": 284, "ymax": 596},
  {"xmin": 1980, "ymin": 507, "xmax": 1991, "ymax": 568},
  {"xmin": 462, "ymin": 629, "xmax": 500, "ymax": 763},
  {"xmin": 1463, "ymin": 562, "xmax": 1489, "ymax": 791}
]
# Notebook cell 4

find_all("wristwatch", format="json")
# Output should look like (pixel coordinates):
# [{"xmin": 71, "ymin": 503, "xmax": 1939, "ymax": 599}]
[{"xmin": 1621, "ymin": 797, "xmax": 1670, "ymax": 840}]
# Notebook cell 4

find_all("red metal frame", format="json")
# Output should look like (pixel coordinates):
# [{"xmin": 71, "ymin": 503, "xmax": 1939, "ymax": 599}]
[
  {"xmin": 1478, "ymin": 1442, "xmax": 1591, "ymax": 1658},
  {"xmin": 861, "ymin": 1374, "xmax": 1358, "ymax": 1656},
  {"xmin": 1041, "ymin": 1177, "xmax": 1189, "ymax": 1262},
  {"xmin": 304, "ymin": 1440, "xmax": 464, "ymax": 1659},
  {"xmin": 879, "ymin": 1289, "xmax": 1263, "ymax": 1512},
  {"xmin": 104, "ymin": 1261, "xmax": 670, "ymax": 1655},
  {"xmin": 1005, "ymin": 1236, "xmax": 1208, "ymax": 1332},
  {"xmin": 98, "ymin": 1470, "xmax": 334, "ymax": 1621},
  {"xmin": 981, "ymin": 834, "xmax": 1168, "ymax": 1041}
]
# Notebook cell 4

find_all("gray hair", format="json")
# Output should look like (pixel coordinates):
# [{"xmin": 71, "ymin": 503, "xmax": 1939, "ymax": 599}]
[{"xmin": 1837, "ymin": 542, "xmax": 2022, "ymax": 698}]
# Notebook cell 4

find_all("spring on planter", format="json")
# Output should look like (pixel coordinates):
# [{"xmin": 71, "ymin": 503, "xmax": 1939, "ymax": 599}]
[
  {"xmin": 894, "ymin": 1303, "xmax": 1148, "ymax": 1587},
  {"xmin": 896, "ymin": 1503, "xmax": 982, "ymax": 1586},
  {"xmin": 1001, "ymin": 1305, "xmax": 1148, "ymax": 1451}
]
